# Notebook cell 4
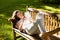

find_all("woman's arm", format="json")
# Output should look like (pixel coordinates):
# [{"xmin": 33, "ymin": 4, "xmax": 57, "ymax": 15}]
[{"xmin": 16, "ymin": 22, "xmax": 22, "ymax": 31}]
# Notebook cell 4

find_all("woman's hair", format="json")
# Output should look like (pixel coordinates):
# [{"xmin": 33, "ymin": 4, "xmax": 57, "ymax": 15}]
[{"xmin": 9, "ymin": 10, "xmax": 21, "ymax": 28}]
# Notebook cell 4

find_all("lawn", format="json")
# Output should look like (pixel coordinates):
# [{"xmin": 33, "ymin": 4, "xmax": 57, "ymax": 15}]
[{"xmin": 0, "ymin": 0, "xmax": 60, "ymax": 40}]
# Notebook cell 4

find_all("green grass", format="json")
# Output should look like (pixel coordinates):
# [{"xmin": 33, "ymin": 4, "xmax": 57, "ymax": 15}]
[{"xmin": 0, "ymin": 0, "xmax": 60, "ymax": 40}]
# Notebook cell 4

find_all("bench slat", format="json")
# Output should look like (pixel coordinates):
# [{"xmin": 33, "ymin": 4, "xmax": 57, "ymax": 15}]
[{"xmin": 13, "ymin": 28, "xmax": 35, "ymax": 40}]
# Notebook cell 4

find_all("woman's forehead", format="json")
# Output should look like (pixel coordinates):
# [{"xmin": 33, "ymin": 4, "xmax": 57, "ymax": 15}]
[
  {"xmin": 18, "ymin": 11, "xmax": 22, "ymax": 13},
  {"xmin": 17, "ymin": 12, "xmax": 22, "ymax": 14},
  {"xmin": 17, "ymin": 12, "xmax": 23, "ymax": 16}
]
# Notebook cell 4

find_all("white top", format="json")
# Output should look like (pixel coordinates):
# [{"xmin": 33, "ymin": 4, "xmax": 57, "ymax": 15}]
[
  {"xmin": 22, "ymin": 11, "xmax": 38, "ymax": 35},
  {"xmin": 24, "ymin": 11, "xmax": 31, "ymax": 19},
  {"xmin": 22, "ymin": 11, "xmax": 33, "ymax": 29}
]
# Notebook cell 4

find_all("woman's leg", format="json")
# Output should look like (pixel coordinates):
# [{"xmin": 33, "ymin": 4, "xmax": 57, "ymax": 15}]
[
  {"xmin": 36, "ymin": 19, "xmax": 46, "ymax": 33},
  {"xmin": 35, "ymin": 13, "xmax": 46, "ymax": 33}
]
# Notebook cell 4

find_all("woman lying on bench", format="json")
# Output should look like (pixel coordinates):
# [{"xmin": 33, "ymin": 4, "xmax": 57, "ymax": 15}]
[
  {"xmin": 9, "ymin": 9, "xmax": 46, "ymax": 34},
  {"xmin": 9, "ymin": 9, "xmax": 60, "ymax": 40}
]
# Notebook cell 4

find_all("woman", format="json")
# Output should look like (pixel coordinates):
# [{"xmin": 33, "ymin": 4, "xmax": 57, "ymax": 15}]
[{"xmin": 9, "ymin": 9, "xmax": 46, "ymax": 35}]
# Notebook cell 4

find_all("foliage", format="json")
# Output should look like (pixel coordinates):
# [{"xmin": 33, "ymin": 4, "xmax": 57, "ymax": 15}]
[{"xmin": 40, "ymin": 0, "xmax": 60, "ymax": 4}]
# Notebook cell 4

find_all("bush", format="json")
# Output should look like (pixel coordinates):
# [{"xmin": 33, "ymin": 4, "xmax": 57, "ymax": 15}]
[{"xmin": 41, "ymin": 0, "xmax": 60, "ymax": 4}]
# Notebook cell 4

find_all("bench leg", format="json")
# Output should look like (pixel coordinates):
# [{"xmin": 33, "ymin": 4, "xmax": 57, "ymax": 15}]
[{"xmin": 13, "ymin": 30, "xmax": 16, "ymax": 40}]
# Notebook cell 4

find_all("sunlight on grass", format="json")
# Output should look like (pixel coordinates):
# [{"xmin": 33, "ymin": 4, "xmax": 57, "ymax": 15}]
[
  {"xmin": 0, "ymin": 14, "xmax": 5, "ymax": 17},
  {"xmin": 44, "ymin": 6, "xmax": 60, "ymax": 13}
]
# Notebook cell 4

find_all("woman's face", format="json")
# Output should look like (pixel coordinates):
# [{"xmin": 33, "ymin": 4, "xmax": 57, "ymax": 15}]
[{"xmin": 16, "ymin": 12, "xmax": 24, "ymax": 19}]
